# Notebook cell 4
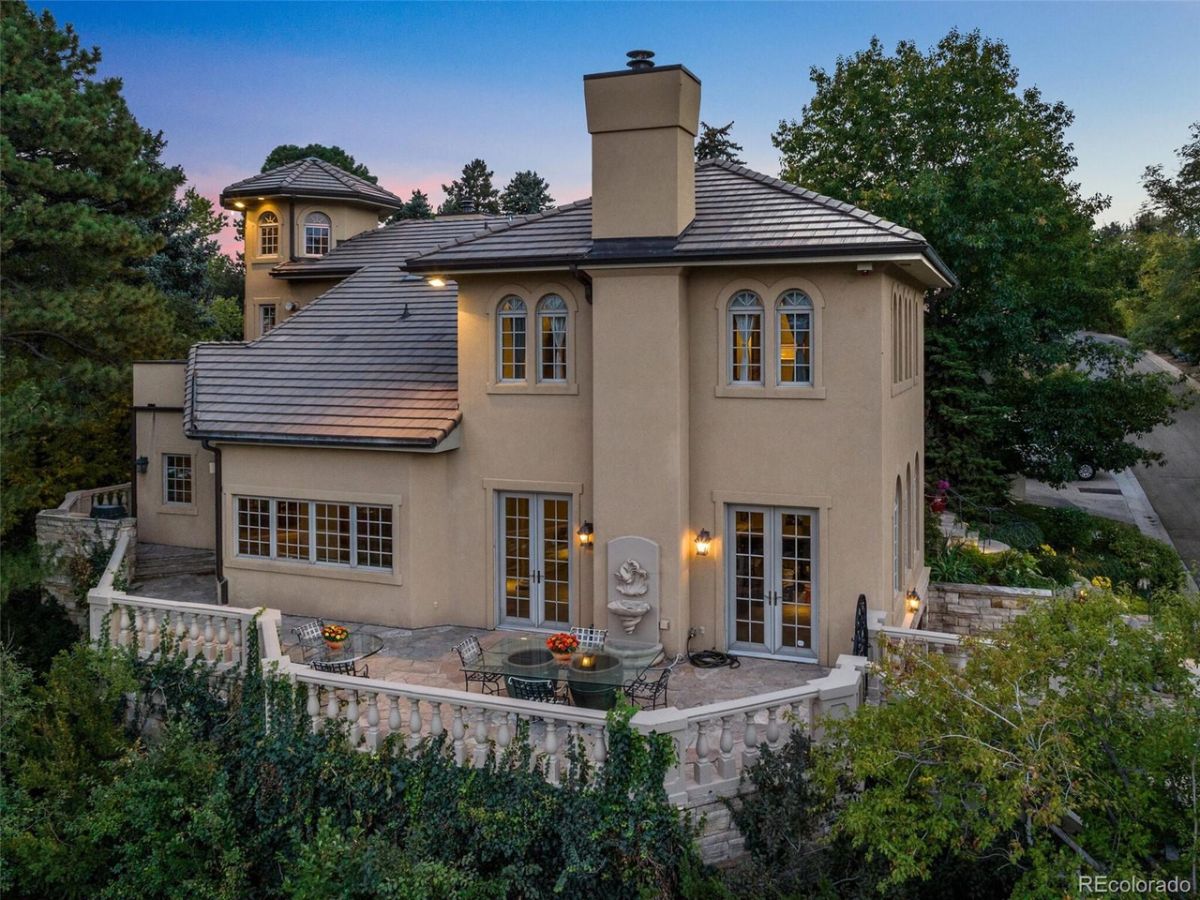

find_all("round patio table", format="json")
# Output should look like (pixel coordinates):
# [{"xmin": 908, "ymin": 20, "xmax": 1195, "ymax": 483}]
[{"xmin": 313, "ymin": 632, "xmax": 385, "ymax": 665}]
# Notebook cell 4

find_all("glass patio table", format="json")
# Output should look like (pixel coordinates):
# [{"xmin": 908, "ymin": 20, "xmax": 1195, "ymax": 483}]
[
  {"xmin": 313, "ymin": 632, "xmax": 385, "ymax": 665},
  {"xmin": 474, "ymin": 635, "xmax": 640, "ymax": 708}
]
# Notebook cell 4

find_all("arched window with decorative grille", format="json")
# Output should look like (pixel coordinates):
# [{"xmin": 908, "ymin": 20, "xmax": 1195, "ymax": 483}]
[
  {"xmin": 258, "ymin": 211, "xmax": 279, "ymax": 256},
  {"xmin": 728, "ymin": 291, "xmax": 763, "ymax": 385},
  {"xmin": 777, "ymin": 290, "xmax": 813, "ymax": 385},
  {"xmin": 496, "ymin": 296, "xmax": 527, "ymax": 382},
  {"xmin": 303, "ymin": 212, "xmax": 331, "ymax": 256},
  {"xmin": 536, "ymin": 294, "xmax": 568, "ymax": 383}
]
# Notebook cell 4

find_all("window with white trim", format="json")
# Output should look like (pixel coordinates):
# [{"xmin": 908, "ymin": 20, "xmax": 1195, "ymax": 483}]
[
  {"xmin": 893, "ymin": 479, "xmax": 902, "ymax": 592},
  {"xmin": 163, "ymin": 454, "xmax": 193, "ymax": 505},
  {"xmin": 728, "ymin": 291, "xmax": 763, "ymax": 385},
  {"xmin": 905, "ymin": 466, "xmax": 913, "ymax": 569},
  {"xmin": 259, "ymin": 303, "xmax": 277, "ymax": 335},
  {"xmin": 303, "ymin": 212, "xmax": 331, "ymax": 256},
  {"xmin": 258, "ymin": 211, "xmax": 279, "ymax": 256},
  {"xmin": 497, "ymin": 295, "xmax": 527, "ymax": 382},
  {"xmin": 235, "ymin": 496, "xmax": 393, "ymax": 571},
  {"xmin": 537, "ymin": 294, "xmax": 568, "ymax": 383},
  {"xmin": 776, "ymin": 290, "xmax": 813, "ymax": 385}
]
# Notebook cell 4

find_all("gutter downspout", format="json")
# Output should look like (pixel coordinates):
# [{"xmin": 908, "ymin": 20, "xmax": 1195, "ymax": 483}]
[
  {"xmin": 569, "ymin": 264, "xmax": 593, "ymax": 305},
  {"xmin": 129, "ymin": 414, "xmax": 138, "ymax": 519},
  {"xmin": 288, "ymin": 199, "xmax": 297, "ymax": 262},
  {"xmin": 200, "ymin": 439, "xmax": 228, "ymax": 605}
]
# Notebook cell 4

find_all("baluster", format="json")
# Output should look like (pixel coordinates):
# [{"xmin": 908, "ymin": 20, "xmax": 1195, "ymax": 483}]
[
  {"xmin": 216, "ymin": 617, "xmax": 230, "ymax": 664},
  {"xmin": 430, "ymin": 702, "xmax": 443, "ymax": 738},
  {"xmin": 228, "ymin": 619, "xmax": 242, "ymax": 665},
  {"xmin": 590, "ymin": 723, "xmax": 607, "ymax": 770},
  {"xmin": 307, "ymin": 683, "xmax": 321, "ymax": 733},
  {"xmin": 203, "ymin": 615, "xmax": 216, "ymax": 663},
  {"xmin": 365, "ymin": 692, "xmax": 380, "ymax": 751},
  {"xmin": 566, "ymin": 722, "xmax": 581, "ymax": 780},
  {"xmin": 408, "ymin": 698, "xmax": 423, "ymax": 749},
  {"xmin": 174, "ymin": 611, "xmax": 187, "ymax": 654},
  {"xmin": 347, "ymin": 691, "xmax": 360, "ymax": 746},
  {"xmin": 766, "ymin": 707, "xmax": 781, "ymax": 748},
  {"xmin": 544, "ymin": 720, "xmax": 560, "ymax": 785},
  {"xmin": 717, "ymin": 715, "xmax": 736, "ymax": 779},
  {"xmin": 742, "ymin": 710, "xmax": 760, "ymax": 769},
  {"xmin": 495, "ymin": 710, "xmax": 511, "ymax": 756},
  {"xmin": 132, "ymin": 607, "xmax": 144, "ymax": 653},
  {"xmin": 388, "ymin": 695, "xmax": 402, "ymax": 748},
  {"xmin": 325, "ymin": 687, "xmax": 340, "ymax": 724},
  {"xmin": 119, "ymin": 605, "xmax": 133, "ymax": 648},
  {"xmin": 693, "ymin": 719, "xmax": 714, "ymax": 784},
  {"xmin": 451, "ymin": 706, "xmax": 466, "ymax": 766},
  {"xmin": 145, "ymin": 608, "xmax": 159, "ymax": 654},
  {"xmin": 472, "ymin": 708, "xmax": 489, "ymax": 767},
  {"xmin": 187, "ymin": 613, "xmax": 201, "ymax": 659}
]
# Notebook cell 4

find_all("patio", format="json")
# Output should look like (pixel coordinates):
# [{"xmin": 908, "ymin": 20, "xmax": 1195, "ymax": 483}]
[{"xmin": 279, "ymin": 615, "xmax": 831, "ymax": 710}]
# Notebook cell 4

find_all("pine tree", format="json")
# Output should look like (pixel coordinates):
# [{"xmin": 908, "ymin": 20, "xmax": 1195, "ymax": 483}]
[
  {"xmin": 500, "ymin": 171, "xmax": 554, "ymax": 215},
  {"xmin": 439, "ymin": 159, "xmax": 501, "ymax": 214},
  {"xmin": 387, "ymin": 189, "xmax": 435, "ymax": 223},
  {"xmin": 695, "ymin": 121, "xmax": 744, "ymax": 164},
  {"xmin": 0, "ymin": 4, "xmax": 187, "ymax": 535}
]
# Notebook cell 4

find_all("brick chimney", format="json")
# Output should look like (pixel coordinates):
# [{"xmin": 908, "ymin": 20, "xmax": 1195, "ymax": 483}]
[{"xmin": 584, "ymin": 51, "xmax": 701, "ymax": 240}]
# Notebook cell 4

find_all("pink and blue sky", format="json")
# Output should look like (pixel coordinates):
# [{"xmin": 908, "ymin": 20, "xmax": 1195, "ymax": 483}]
[{"xmin": 42, "ymin": 1, "xmax": 1200, "ymax": 253}]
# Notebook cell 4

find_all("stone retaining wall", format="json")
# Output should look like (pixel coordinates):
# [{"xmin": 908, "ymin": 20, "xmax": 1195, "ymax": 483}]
[
  {"xmin": 35, "ymin": 508, "xmax": 136, "ymax": 629},
  {"xmin": 925, "ymin": 582, "xmax": 1053, "ymax": 637}
]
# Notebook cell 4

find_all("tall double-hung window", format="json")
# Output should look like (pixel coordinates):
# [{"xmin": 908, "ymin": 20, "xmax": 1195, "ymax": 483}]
[
  {"xmin": 776, "ymin": 291, "xmax": 813, "ymax": 385},
  {"xmin": 304, "ymin": 212, "xmax": 331, "ymax": 256},
  {"xmin": 537, "ymin": 294, "xmax": 568, "ymax": 383},
  {"xmin": 728, "ymin": 291, "xmax": 763, "ymax": 385},
  {"xmin": 497, "ymin": 296, "xmax": 527, "ymax": 382},
  {"xmin": 258, "ymin": 211, "xmax": 279, "ymax": 256}
]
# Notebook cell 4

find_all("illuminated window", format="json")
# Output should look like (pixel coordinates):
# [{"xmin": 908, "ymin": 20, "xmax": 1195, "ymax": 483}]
[
  {"xmin": 258, "ymin": 211, "xmax": 279, "ymax": 256},
  {"xmin": 777, "ymin": 290, "xmax": 813, "ymax": 385},
  {"xmin": 163, "ymin": 454, "xmax": 193, "ymax": 505},
  {"xmin": 537, "ymin": 294, "xmax": 568, "ymax": 383},
  {"xmin": 303, "ymin": 212, "xmax": 331, "ymax": 256},
  {"xmin": 728, "ymin": 291, "xmax": 763, "ymax": 385},
  {"xmin": 497, "ymin": 295, "xmax": 527, "ymax": 382},
  {"xmin": 259, "ymin": 303, "xmax": 277, "ymax": 335},
  {"xmin": 234, "ymin": 496, "xmax": 392, "ymax": 570},
  {"xmin": 237, "ymin": 497, "xmax": 271, "ymax": 558}
]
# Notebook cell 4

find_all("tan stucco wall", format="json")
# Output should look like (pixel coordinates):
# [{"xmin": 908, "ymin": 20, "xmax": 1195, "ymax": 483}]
[{"xmin": 132, "ymin": 362, "xmax": 215, "ymax": 550}]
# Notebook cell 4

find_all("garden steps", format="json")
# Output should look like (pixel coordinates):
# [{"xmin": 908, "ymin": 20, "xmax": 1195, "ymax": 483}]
[
  {"xmin": 939, "ymin": 513, "xmax": 1011, "ymax": 554},
  {"xmin": 134, "ymin": 543, "xmax": 216, "ymax": 579}
]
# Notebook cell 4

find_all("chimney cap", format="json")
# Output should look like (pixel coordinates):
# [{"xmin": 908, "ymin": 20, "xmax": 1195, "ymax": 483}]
[
  {"xmin": 460, "ymin": 198, "xmax": 476, "ymax": 214},
  {"xmin": 626, "ymin": 49, "xmax": 655, "ymax": 71}
]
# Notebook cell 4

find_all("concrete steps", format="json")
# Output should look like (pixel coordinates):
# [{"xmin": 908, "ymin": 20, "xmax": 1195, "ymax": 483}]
[
  {"xmin": 939, "ymin": 512, "xmax": 1011, "ymax": 554},
  {"xmin": 135, "ymin": 543, "xmax": 216, "ymax": 579}
]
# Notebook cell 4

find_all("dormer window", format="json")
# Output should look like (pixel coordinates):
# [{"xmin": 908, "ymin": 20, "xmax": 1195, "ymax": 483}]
[
  {"xmin": 258, "ymin": 211, "xmax": 279, "ymax": 256},
  {"xmin": 536, "ymin": 294, "xmax": 568, "ymax": 383},
  {"xmin": 777, "ymin": 290, "xmax": 813, "ymax": 385},
  {"xmin": 304, "ymin": 212, "xmax": 331, "ymax": 256},
  {"xmin": 728, "ymin": 291, "xmax": 763, "ymax": 385}
]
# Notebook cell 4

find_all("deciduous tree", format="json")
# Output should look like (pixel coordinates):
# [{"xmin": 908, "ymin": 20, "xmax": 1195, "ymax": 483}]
[{"xmin": 260, "ymin": 143, "xmax": 377, "ymax": 182}]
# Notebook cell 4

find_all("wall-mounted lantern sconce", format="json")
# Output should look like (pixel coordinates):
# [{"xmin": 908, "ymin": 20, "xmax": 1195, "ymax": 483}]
[
  {"xmin": 577, "ymin": 521, "xmax": 594, "ymax": 548},
  {"xmin": 905, "ymin": 589, "xmax": 921, "ymax": 614},
  {"xmin": 426, "ymin": 276, "xmax": 447, "ymax": 288},
  {"xmin": 695, "ymin": 529, "xmax": 712, "ymax": 557},
  {"xmin": 135, "ymin": 456, "xmax": 149, "ymax": 475}
]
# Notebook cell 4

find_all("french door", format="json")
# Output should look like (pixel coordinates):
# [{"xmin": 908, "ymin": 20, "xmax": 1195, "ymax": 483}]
[
  {"xmin": 497, "ymin": 492, "xmax": 573, "ymax": 629},
  {"xmin": 727, "ymin": 505, "xmax": 817, "ymax": 660}
]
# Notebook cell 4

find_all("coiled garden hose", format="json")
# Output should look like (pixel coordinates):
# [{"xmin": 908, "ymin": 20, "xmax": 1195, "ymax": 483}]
[{"xmin": 686, "ymin": 632, "xmax": 741, "ymax": 669}]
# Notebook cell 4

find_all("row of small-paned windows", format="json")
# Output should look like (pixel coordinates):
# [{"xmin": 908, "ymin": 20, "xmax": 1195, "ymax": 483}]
[
  {"xmin": 728, "ymin": 289, "xmax": 813, "ymax": 386},
  {"xmin": 892, "ymin": 289, "xmax": 920, "ymax": 383},
  {"xmin": 257, "ymin": 211, "xmax": 332, "ymax": 257},
  {"xmin": 891, "ymin": 455, "xmax": 922, "ymax": 593},
  {"xmin": 163, "ymin": 454, "xmax": 193, "ymax": 505},
  {"xmin": 235, "ymin": 496, "xmax": 393, "ymax": 570},
  {"xmin": 497, "ymin": 294, "xmax": 568, "ymax": 383}
]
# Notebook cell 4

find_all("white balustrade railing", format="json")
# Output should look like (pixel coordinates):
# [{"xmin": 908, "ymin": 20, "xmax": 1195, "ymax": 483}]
[
  {"xmin": 59, "ymin": 482, "xmax": 132, "ymax": 517},
  {"xmin": 866, "ymin": 610, "xmax": 970, "ymax": 682}
]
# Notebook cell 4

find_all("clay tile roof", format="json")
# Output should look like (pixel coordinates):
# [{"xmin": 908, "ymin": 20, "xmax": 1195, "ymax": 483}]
[
  {"xmin": 220, "ymin": 157, "xmax": 406, "ymax": 211},
  {"xmin": 184, "ymin": 268, "xmax": 459, "ymax": 448}
]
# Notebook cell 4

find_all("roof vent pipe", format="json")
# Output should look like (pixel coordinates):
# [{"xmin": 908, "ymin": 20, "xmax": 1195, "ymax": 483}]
[
  {"xmin": 460, "ymin": 198, "xmax": 476, "ymax": 214},
  {"xmin": 626, "ymin": 49, "xmax": 655, "ymax": 71}
]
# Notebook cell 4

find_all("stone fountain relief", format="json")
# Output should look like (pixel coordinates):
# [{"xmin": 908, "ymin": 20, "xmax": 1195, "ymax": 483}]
[{"xmin": 605, "ymin": 537, "xmax": 663, "ymax": 665}]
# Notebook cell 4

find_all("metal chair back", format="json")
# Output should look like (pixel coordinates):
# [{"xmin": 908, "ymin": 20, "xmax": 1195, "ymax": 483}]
[
  {"xmin": 311, "ymin": 657, "xmax": 366, "ymax": 678},
  {"xmin": 624, "ymin": 666, "xmax": 670, "ymax": 709},
  {"xmin": 291, "ymin": 618, "xmax": 326, "ymax": 660},
  {"xmin": 453, "ymin": 635, "xmax": 484, "ymax": 666},
  {"xmin": 569, "ymin": 626, "xmax": 608, "ymax": 652},
  {"xmin": 506, "ymin": 676, "xmax": 560, "ymax": 703}
]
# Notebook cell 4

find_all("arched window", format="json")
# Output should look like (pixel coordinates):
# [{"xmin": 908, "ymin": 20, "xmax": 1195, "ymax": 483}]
[
  {"xmin": 258, "ymin": 211, "xmax": 279, "ymax": 256},
  {"xmin": 304, "ymin": 212, "xmax": 331, "ymax": 256},
  {"xmin": 536, "ymin": 294, "xmax": 568, "ymax": 383},
  {"xmin": 777, "ymin": 290, "xmax": 813, "ymax": 385},
  {"xmin": 496, "ymin": 296, "xmax": 527, "ymax": 382},
  {"xmin": 905, "ymin": 465, "xmax": 913, "ymax": 569},
  {"xmin": 728, "ymin": 291, "xmax": 763, "ymax": 385},
  {"xmin": 914, "ymin": 451, "xmax": 922, "ymax": 567},
  {"xmin": 893, "ymin": 478, "xmax": 902, "ymax": 593}
]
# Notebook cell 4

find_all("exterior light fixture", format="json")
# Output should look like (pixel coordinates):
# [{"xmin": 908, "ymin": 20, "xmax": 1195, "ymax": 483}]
[
  {"xmin": 695, "ymin": 529, "xmax": 712, "ymax": 556},
  {"xmin": 135, "ymin": 456, "xmax": 149, "ymax": 475},
  {"xmin": 233, "ymin": 200, "xmax": 246, "ymax": 209},
  {"xmin": 427, "ymin": 276, "xmax": 447, "ymax": 288},
  {"xmin": 905, "ymin": 590, "xmax": 921, "ymax": 614},
  {"xmin": 577, "ymin": 521, "xmax": 594, "ymax": 548}
]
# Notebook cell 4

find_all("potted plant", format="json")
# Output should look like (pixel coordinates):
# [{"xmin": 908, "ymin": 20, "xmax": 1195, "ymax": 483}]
[
  {"xmin": 321, "ymin": 623, "xmax": 349, "ymax": 652},
  {"xmin": 545, "ymin": 632, "xmax": 579, "ymax": 664}
]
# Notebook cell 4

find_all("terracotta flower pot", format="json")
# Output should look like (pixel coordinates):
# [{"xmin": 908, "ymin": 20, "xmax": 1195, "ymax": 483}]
[
  {"xmin": 551, "ymin": 651, "xmax": 573, "ymax": 665},
  {"xmin": 325, "ymin": 640, "xmax": 344, "ymax": 652}
]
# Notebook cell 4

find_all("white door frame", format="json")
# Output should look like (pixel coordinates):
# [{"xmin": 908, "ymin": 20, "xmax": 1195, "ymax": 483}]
[{"xmin": 496, "ymin": 491, "xmax": 574, "ymax": 631}]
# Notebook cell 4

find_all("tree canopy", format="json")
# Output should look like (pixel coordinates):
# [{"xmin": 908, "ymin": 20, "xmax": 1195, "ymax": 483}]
[
  {"xmin": 260, "ymin": 143, "xmax": 377, "ymax": 182},
  {"xmin": 773, "ymin": 29, "xmax": 1181, "ymax": 497},
  {"xmin": 387, "ymin": 189, "xmax": 435, "ymax": 223},
  {"xmin": 0, "ymin": 4, "xmax": 195, "ymax": 535},
  {"xmin": 500, "ymin": 170, "xmax": 554, "ymax": 215},
  {"xmin": 439, "ymin": 158, "xmax": 501, "ymax": 214},
  {"xmin": 695, "ymin": 120, "xmax": 744, "ymax": 164}
]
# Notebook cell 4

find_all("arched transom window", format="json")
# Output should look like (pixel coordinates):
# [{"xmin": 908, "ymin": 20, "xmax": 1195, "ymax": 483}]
[
  {"xmin": 537, "ymin": 294, "xmax": 568, "ymax": 383},
  {"xmin": 728, "ymin": 291, "xmax": 763, "ymax": 385},
  {"xmin": 304, "ymin": 212, "xmax": 331, "ymax": 256},
  {"xmin": 258, "ymin": 211, "xmax": 279, "ymax": 256},
  {"xmin": 497, "ymin": 296, "xmax": 527, "ymax": 382},
  {"xmin": 777, "ymin": 290, "xmax": 813, "ymax": 385}
]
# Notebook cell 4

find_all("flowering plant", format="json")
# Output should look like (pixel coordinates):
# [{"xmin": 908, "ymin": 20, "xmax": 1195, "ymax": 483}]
[
  {"xmin": 546, "ymin": 632, "xmax": 579, "ymax": 654},
  {"xmin": 1090, "ymin": 575, "xmax": 1112, "ymax": 590},
  {"xmin": 321, "ymin": 623, "xmax": 349, "ymax": 643}
]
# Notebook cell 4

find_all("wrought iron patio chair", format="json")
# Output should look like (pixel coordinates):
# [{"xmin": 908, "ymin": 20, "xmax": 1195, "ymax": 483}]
[
  {"xmin": 311, "ymin": 657, "xmax": 368, "ymax": 678},
  {"xmin": 291, "ymin": 618, "xmax": 326, "ymax": 661},
  {"xmin": 569, "ymin": 626, "xmax": 608, "ymax": 652},
  {"xmin": 453, "ymin": 636, "xmax": 503, "ymax": 695},
  {"xmin": 623, "ymin": 667, "xmax": 670, "ymax": 710},
  {"xmin": 506, "ymin": 676, "xmax": 565, "ymax": 704}
]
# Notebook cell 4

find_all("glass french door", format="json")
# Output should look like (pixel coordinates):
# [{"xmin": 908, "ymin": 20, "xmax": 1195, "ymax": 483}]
[
  {"xmin": 727, "ymin": 506, "xmax": 816, "ymax": 659},
  {"xmin": 497, "ymin": 492, "xmax": 572, "ymax": 629}
]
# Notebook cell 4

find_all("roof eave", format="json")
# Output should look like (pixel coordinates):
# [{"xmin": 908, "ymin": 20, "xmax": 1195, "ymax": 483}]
[
  {"xmin": 219, "ymin": 188, "xmax": 404, "ymax": 212},
  {"xmin": 183, "ymin": 420, "xmax": 461, "ymax": 453}
]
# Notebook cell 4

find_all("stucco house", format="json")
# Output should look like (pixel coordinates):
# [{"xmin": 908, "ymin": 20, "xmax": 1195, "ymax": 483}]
[{"xmin": 131, "ymin": 54, "xmax": 954, "ymax": 667}]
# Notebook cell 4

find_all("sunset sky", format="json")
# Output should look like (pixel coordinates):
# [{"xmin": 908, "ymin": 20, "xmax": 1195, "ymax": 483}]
[{"xmin": 42, "ymin": 1, "xmax": 1200, "ymax": 253}]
